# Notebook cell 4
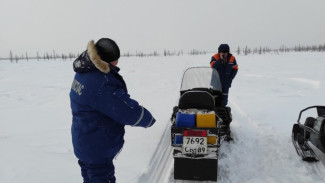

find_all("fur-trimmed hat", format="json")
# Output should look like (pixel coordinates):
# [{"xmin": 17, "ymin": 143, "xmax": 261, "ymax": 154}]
[
  {"xmin": 218, "ymin": 44, "xmax": 230, "ymax": 53},
  {"xmin": 95, "ymin": 38, "xmax": 120, "ymax": 62},
  {"xmin": 86, "ymin": 38, "xmax": 120, "ymax": 73}
]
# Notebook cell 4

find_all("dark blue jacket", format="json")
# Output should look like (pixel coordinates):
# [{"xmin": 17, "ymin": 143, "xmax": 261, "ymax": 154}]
[
  {"xmin": 210, "ymin": 53, "xmax": 238, "ymax": 89},
  {"xmin": 70, "ymin": 49, "xmax": 155, "ymax": 164}
]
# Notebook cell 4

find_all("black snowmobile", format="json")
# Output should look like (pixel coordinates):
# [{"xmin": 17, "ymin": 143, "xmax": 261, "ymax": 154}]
[
  {"xmin": 292, "ymin": 106, "xmax": 325, "ymax": 163},
  {"xmin": 170, "ymin": 67, "xmax": 232, "ymax": 181}
]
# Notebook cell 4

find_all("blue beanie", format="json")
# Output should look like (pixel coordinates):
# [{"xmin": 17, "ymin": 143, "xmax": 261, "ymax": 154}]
[{"xmin": 218, "ymin": 44, "xmax": 230, "ymax": 53}]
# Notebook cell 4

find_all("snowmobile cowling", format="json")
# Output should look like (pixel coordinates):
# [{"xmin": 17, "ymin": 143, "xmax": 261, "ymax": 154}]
[{"xmin": 292, "ymin": 106, "xmax": 325, "ymax": 163}]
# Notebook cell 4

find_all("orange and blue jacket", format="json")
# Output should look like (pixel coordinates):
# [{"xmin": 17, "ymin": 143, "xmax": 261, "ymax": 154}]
[{"xmin": 210, "ymin": 53, "xmax": 238, "ymax": 88}]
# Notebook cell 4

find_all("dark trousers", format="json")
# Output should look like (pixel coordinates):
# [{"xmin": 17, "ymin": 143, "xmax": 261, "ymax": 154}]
[
  {"xmin": 78, "ymin": 159, "xmax": 116, "ymax": 183},
  {"xmin": 221, "ymin": 87, "xmax": 230, "ymax": 107}
]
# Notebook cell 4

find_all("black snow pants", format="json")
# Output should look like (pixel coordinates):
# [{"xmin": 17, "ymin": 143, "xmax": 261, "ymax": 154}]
[{"xmin": 78, "ymin": 159, "xmax": 116, "ymax": 183}]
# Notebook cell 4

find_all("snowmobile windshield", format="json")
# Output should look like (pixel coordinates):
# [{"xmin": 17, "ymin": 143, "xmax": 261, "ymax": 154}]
[{"xmin": 180, "ymin": 67, "xmax": 222, "ymax": 92}]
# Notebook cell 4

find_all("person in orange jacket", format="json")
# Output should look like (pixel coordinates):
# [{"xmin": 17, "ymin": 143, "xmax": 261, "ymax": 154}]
[{"xmin": 210, "ymin": 44, "xmax": 238, "ymax": 106}]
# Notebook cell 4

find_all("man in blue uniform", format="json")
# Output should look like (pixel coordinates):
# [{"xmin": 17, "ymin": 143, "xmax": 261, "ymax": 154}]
[
  {"xmin": 70, "ymin": 38, "xmax": 156, "ymax": 183},
  {"xmin": 210, "ymin": 44, "xmax": 238, "ymax": 106}
]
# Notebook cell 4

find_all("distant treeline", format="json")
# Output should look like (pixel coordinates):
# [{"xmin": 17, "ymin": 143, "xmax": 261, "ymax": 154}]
[
  {"xmin": 236, "ymin": 44, "xmax": 325, "ymax": 56},
  {"xmin": 3, "ymin": 51, "xmax": 80, "ymax": 63},
  {"xmin": 1, "ymin": 44, "xmax": 325, "ymax": 62}
]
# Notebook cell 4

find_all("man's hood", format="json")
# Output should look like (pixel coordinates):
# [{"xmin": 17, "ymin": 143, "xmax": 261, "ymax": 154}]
[{"xmin": 73, "ymin": 41, "xmax": 111, "ymax": 73}]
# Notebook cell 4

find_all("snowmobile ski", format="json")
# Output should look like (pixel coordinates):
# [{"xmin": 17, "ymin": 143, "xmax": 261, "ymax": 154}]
[{"xmin": 292, "ymin": 124, "xmax": 319, "ymax": 162}]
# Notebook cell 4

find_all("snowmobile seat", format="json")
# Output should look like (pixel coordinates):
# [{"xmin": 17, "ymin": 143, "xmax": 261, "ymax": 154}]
[
  {"xmin": 305, "ymin": 117, "xmax": 316, "ymax": 127},
  {"xmin": 304, "ymin": 117, "xmax": 316, "ymax": 139},
  {"xmin": 178, "ymin": 91, "xmax": 215, "ymax": 111}
]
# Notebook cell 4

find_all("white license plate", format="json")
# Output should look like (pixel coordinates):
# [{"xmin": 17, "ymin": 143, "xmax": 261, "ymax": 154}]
[{"xmin": 182, "ymin": 136, "xmax": 207, "ymax": 155}]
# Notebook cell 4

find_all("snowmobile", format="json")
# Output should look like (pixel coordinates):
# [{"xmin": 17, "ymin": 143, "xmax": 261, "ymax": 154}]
[
  {"xmin": 170, "ymin": 67, "xmax": 232, "ymax": 181},
  {"xmin": 292, "ymin": 106, "xmax": 325, "ymax": 163}
]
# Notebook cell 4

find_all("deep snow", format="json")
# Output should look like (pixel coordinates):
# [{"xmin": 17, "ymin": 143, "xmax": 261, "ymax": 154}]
[{"xmin": 0, "ymin": 52, "xmax": 325, "ymax": 183}]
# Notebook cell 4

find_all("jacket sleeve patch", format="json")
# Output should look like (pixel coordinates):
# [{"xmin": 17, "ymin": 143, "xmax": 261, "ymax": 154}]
[{"xmin": 71, "ymin": 79, "xmax": 84, "ymax": 95}]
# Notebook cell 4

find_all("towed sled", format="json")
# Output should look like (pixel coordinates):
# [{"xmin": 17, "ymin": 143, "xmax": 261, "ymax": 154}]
[
  {"xmin": 170, "ymin": 67, "xmax": 232, "ymax": 181},
  {"xmin": 292, "ymin": 106, "xmax": 325, "ymax": 163}
]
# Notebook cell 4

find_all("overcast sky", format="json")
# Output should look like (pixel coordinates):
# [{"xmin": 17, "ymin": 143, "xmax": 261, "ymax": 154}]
[{"xmin": 1, "ymin": 0, "xmax": 325, "ymax": 57}]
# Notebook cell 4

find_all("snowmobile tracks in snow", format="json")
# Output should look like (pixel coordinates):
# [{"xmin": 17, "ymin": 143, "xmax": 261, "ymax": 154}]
[{"xmin": 137, "ymin": 123, "xmax": 174, "ymax": 183}]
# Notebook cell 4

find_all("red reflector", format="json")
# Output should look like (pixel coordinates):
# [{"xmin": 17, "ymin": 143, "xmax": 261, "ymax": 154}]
[{"xmin": 183, "ymin": 130, "xmax": 207, "ymax": 137}]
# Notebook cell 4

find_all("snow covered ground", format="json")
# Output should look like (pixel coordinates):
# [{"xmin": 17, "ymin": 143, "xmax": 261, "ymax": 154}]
[{"xmin": 0, "ymin": 52, "xmax": 325, "ymax": 183}]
